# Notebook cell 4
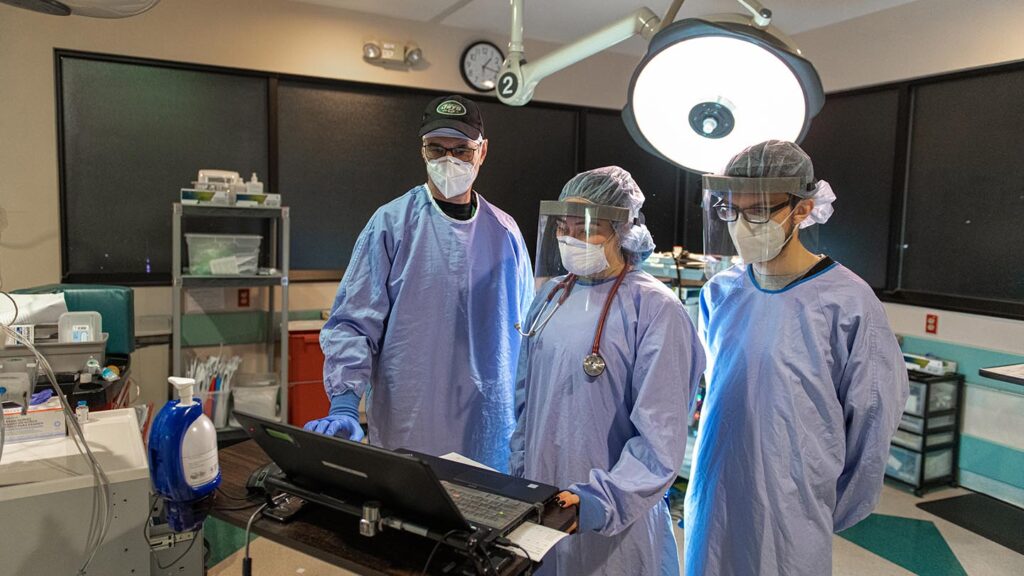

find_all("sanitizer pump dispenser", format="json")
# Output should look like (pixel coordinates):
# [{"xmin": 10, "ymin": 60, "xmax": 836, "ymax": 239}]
[{"xmin": 148, "ymin": 377, "xmax": 222, "ymax": 532}]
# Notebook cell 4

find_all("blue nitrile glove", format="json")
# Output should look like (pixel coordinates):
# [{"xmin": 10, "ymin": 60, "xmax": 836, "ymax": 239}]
[
  {"xmin": 302, "ymin": 391, "xmax": 364, "ymax": 441},
  {"xmin": 30, "ymin": 389, "xmax": 54, "ymax": 405}
]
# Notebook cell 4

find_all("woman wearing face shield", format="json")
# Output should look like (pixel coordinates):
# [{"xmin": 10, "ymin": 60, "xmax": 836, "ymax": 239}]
[
  {"xmin": 509, "ymin": 166, "xmax": 706, "ymax": 576},
  {"xmin": 684, "ymin": 141, "xmax": 909, "ymax": 576}
]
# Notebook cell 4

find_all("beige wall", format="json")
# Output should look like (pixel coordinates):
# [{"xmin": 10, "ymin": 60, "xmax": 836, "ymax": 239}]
[{"xmin": 793, "ymin": 0, "xmax": 1024, "ymax": 92}]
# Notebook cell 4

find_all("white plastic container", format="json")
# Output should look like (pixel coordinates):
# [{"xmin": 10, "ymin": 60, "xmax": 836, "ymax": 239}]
[
  {"xmin": 58, "ymin": 311, "xmax": 102, "ymax": 344},
  {"xmin": 246, "ymin": 173, "xmax": 264, "ymax": 195},
  {"xmin": 236, "ymin": 373, "xmax": 278, "ymax": 387},
  {"xmin": 185, "ymin": 234, "xmax": 262, "ymax": 275}
]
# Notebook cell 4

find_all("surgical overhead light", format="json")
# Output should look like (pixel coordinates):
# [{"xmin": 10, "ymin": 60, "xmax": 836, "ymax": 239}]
[
  {"xmin": 497, "ymin": 0, "xmax": 824, "ymax": 174},
  {"xmin": 0, "ymin": 0, "xmax": 159, "ymax": 18}
]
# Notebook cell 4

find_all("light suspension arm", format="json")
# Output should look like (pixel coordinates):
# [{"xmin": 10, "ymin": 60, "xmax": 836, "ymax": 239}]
[
  {"xmin": 497, "ymin": 0, "xmax": 660, "ymax": 106},
  {"xmin": 496, "ymin": 0, "xmax": 779, "ymax": 106}
]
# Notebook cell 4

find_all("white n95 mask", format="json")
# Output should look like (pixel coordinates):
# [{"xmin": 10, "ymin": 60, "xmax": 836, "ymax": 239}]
[
  {"xmin": 727, "ymin": 212, "xmax": 795, "ymax": 264},
  {"xmin": 558, "ymin": 236, "xmax": 610, "ymax": 276},
  {"xmin": 426, "ymin": 156, "xmax": 478, "ymax": 199}
]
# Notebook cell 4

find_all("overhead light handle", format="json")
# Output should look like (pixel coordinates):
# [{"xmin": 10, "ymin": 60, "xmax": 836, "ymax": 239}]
[{"xmin": 736, "ymin": 0, "xmax": 772, "ymax": 27}]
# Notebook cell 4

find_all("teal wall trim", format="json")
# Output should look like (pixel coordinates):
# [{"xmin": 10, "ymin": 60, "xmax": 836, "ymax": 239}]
[
  {"xmin": 959, "ymin": 470, "xmax": 1024, "ymax": 509},
  {"xmin": 960, "ymin": 435, "xmax": 1024, "ymax": 490}
]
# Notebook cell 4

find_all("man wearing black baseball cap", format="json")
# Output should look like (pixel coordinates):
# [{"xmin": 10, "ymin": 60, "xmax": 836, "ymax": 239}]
[{"xmin": 306, "ymin": 95, "xmax": 534, "ymax": 473}]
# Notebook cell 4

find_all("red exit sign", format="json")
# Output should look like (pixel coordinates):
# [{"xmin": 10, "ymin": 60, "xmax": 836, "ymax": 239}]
[{"xmin": 925, "ymin": 314, "xmax": 938, "ymax": 334}]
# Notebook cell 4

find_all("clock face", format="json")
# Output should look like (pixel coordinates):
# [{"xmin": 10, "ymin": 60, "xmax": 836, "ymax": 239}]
[{"xmin": 461, "ymin": 41, "xmax": 504, "ymax": 92}]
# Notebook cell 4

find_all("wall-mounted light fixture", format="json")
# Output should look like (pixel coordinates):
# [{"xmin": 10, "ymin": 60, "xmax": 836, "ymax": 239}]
[{"xmin": 363, "ymin": 40, "xmax": 424, "ymax": 69}]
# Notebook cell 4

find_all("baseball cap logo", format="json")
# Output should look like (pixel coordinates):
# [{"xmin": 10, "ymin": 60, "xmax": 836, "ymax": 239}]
[{"xmin": 436, "ymin": 100, "xmax": 467, "ymax": 116}]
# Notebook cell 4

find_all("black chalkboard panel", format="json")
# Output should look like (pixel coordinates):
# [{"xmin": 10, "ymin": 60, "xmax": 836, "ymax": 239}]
[
  {"xmin": 800, "ymin": 88, "xmax": 901, "ymax": 289},
  {"xmin": 277, "ymin": 81, "xmax": 427, "ymax": 271},
  {"xmin": 581, "ymin": 110, "xmax": 681, "ymax": 252},
  {"xmin": 902, "ymin": 69, "xmax": 1024, "ymax": 303},
  {"xmin": 473, "ymin": 101, "xmax": 578, "ymax": 260},
  {"xmin": 59, "ymin": 55, "xmax": 269, "ymax": 283},
  {"xmin": 277, "ymin": 84, "xmax": 578, "ymax": 270}
]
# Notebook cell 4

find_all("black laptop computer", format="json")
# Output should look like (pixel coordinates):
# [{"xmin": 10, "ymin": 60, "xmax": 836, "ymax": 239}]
[{"xmin": 234, "ymin": 411, "xmax": 559, "ymax": 537}]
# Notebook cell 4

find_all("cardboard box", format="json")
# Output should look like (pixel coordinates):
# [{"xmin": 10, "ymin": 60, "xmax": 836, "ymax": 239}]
[{"xmin": 2, "ymin": 398, "xmax": 66, "ymax": 444}]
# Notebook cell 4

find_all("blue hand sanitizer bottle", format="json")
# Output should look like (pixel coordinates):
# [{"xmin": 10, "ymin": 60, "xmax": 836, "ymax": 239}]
[{"xmin": 148, "ymin": 377, "xmax": 221, "ymax": 532}]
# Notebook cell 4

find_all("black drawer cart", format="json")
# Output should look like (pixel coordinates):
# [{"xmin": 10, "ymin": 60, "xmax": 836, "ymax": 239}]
[{"xmin": 884, "ymin": 371, "xmax": 965, "ymax": 496}]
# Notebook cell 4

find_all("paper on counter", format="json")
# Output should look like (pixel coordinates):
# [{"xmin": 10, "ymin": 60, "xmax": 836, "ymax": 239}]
[
  {"xmin": 984, "ymin": 363, "xmax": 1024, "ymax": 379},
  {"xmin": 1, "ymin": 293, "xmax": 67, "ymax": 326},
  {"xmin": 440, "ymin": 452, "xmax": 498, "ymax": 473},
  {"xmin": 500, "ymin": 521, "xmax": 569, "ymax": 560}
]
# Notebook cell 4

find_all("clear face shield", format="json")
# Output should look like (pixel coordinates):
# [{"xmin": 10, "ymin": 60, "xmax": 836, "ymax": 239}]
[
  {"xmin": 702, "ymin": 175, "xmax": 818, "ymax": 279},
  {"xmin": 534, "ymin": 200, "xmax": 630, "ymax": 288}
]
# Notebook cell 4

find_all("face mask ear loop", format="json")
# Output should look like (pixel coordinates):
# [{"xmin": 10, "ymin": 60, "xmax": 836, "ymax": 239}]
[{"xmin": 775, "ymin": 199, "xmax": 801, "ymax": 255}]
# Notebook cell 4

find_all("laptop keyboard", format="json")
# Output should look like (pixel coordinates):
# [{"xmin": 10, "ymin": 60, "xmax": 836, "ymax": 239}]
[{"xmin": 441, "ymin": 480, "xmax": 535, "ymax": 531}]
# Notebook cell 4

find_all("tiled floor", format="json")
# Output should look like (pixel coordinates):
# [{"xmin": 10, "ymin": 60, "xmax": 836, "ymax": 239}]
[{"xmin": 208, "ymin": 483, "xmax": 1024, "ymax": 575}]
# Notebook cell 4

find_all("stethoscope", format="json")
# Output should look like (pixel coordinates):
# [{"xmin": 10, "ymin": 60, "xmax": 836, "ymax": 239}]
[{"xmin": 515, "ymin": 266, "xmax": 630, "ymax": 377}]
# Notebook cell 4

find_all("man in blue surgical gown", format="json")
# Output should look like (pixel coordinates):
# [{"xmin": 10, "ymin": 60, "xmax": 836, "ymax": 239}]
[
  {"xmin": 511, "ymin": 167, "xmax": 706, "ymax": 576},
  {"xmin": 684, "ymin": 141, "xmax": 909, "ymax": 575},
  {"xmin": 304, "ymin": 95, "xmax": 533, "ymax": 472}
]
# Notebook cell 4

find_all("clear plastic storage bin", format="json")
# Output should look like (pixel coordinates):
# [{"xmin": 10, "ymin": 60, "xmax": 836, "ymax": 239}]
[
  {"xmin": 900, "ymin": 412, "xmax": 956, "ymax": 434},
  {"xmin": 185, "ymin": 233, "xmax": 262, "ymax": 275},
  {"xmin": 885, "ymin": 445, "xmax": 954, "ymax": 486},
  {"xmin": 58, "ymin": 311, "xmax": 102, "ymax": 343},
  {"xmin": 905, "ymin": 380, "xmax": 959, "ymax": 416},
  {"xmin": 891, "ymin": 429, "xmax": 955, "ymax": 451},
  {"xmin": 232, "ymin": 385, "xmax": 280, "ymax": 420},
  {"xmin": 928, "ymin": 381, "xmax": 958, "ymax": 412}
]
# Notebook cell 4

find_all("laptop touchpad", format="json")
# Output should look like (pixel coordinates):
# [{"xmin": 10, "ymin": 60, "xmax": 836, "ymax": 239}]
[{"xmin": 455, "ymin": 468, "xmax": 512, "ymax": 491}]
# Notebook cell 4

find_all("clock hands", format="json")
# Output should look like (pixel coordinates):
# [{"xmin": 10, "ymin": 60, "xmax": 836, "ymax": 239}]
[{"xmin": 482, "ymin": 58, "xmax": 500, "ymax": 74}]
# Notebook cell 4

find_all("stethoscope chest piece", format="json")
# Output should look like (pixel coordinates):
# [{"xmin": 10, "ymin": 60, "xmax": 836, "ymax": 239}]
[{"xmin": 583, "ymin": 353, "xmax": 606, "ymax": 377}]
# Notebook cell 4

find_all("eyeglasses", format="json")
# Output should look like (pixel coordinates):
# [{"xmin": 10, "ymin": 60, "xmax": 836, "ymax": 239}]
[
  {"xmin": 422, "ymin": 143, "xmax": 479, "ymax": 162},
  {"xmin": 713, "ymin": 199, "xmax": 793, "ymax": 224},
  {"xmin": 555, "ymin": 217, "xmax": 612, "ymax": 240}
]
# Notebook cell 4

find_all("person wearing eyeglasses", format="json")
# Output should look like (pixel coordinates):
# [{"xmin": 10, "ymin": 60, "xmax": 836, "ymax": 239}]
[
  {"xmin": 304, "ymin": 95, "xmax": 534, "ymax": 472},
  {"xmin": 509, "ymin": 167, "xmax": 706, "ymax": 576},
  {"xmin": 684, "ymin": 141, "xmax": 908, "ymax": 576}
]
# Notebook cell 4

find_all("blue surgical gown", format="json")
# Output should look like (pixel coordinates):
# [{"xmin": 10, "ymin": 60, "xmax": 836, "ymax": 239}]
[
  {"xmin": 684, "ymin": 263, "xmax": 909, "ymax": 576},
  {"xmin": 320, "ymin": 185, "xmax": 533, "ymax": 472},
  {"xmin": 510, "ymin": 270, "xmax": 706, "ymax": 576}
]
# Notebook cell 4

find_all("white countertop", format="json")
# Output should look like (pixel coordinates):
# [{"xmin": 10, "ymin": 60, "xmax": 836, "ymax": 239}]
[{"xmin": 0, "ymin": 408, "xmax": 148, "ymax": 500}]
